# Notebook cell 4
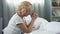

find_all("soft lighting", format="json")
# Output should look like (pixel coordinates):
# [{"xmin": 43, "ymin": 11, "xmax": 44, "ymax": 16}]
[{"xmin": 6, "ymin": 0, "xmax": 44, "ymax": 7}]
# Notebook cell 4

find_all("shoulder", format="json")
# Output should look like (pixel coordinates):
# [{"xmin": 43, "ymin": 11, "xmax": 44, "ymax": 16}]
[
  {"xmin": 37, "ymin": 17, "xmax": 48, "ymax": 22},
  {"xmin": 11, "ymin": 13, "xmax": 21, "ymax": 19},
  {"xmin": 35, "ymin": 17, "xmax": 48, "ymax": 25},
  {"xmin": 9, "ymin": 13, "xmax": 22, "ymax": 22}
]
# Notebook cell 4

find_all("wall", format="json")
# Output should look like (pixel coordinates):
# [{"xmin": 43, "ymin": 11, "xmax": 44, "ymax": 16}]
[
  {"xmin": 0, "ymin": 0, "xmax": 3, "ymax": 34},
  {"xmin": 44, "ymin": 0, "xmax": 51, "ymax": 21},
  {"xmin": 0, "ymin": 18, "xmax": 3, "ymax": 34},
  {"xmin": 3, "ymin": 0, "xmax": 16, "ymax": 28},
  {"xmin": 0, "ymin": 0, "xmax": 3, "ymax": 17}
]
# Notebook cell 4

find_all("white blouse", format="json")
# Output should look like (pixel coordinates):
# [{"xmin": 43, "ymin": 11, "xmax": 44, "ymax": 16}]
[{"xmin": 3, "ymin": 13, "xmax": 24, "ymax": 34}]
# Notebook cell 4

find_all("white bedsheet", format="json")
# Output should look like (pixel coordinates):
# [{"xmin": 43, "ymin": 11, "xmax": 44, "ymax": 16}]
[
  {"xmin": 27, "ymin": 22, "xmax": 60, "ymax": 34},
  {"xmin": 29, "ymin": 29, "xmax": 57, "ymax": 34},
  {"xmin": 44, "ymin": 22, "xmax": 60, "ymax": 33}
]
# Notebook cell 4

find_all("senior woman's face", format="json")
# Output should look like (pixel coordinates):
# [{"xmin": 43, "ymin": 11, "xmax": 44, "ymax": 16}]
[{"xmin": 24, "ymin": 6, "xmax": 33, "ymax": 16}]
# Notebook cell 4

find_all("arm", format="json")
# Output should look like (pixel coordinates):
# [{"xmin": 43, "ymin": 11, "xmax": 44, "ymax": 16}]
[
  {"xmin": 16, "ymin": 13, "xmax": 38, "ymax": 33},
  {"xmin": 16, "ymin": 20, "xmax": 34, "ymax": 33}
]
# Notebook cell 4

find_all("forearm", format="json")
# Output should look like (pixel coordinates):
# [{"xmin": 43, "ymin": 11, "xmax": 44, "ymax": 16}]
[{"xmin": 27, "ymin": 20, "xmax": 34, "ymax": 32}]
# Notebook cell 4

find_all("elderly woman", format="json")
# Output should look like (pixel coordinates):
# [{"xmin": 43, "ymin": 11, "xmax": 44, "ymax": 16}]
[{"xmin": 3, "ymin": 1, "xmax": 38, "ymax": 34}]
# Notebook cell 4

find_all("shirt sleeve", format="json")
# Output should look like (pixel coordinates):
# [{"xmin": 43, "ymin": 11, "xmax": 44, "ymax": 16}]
[{"xmin": 15, "ymin": 17, "xmax": 24, "ymax": 24}]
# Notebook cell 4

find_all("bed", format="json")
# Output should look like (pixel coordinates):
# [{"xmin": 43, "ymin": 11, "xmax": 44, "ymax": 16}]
[
  {"xmin": 29, "ymin": 22, "xmax": 60, "ymax": 34},
  {"xmin": 24, "ymin": 15, "xmax": 60, "ymax": 34}
]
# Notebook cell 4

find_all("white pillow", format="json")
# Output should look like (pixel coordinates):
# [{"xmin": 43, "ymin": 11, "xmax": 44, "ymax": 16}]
[{"xmin": 44, "ymin": 22, "xmax": 60, "ymax": 33}]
